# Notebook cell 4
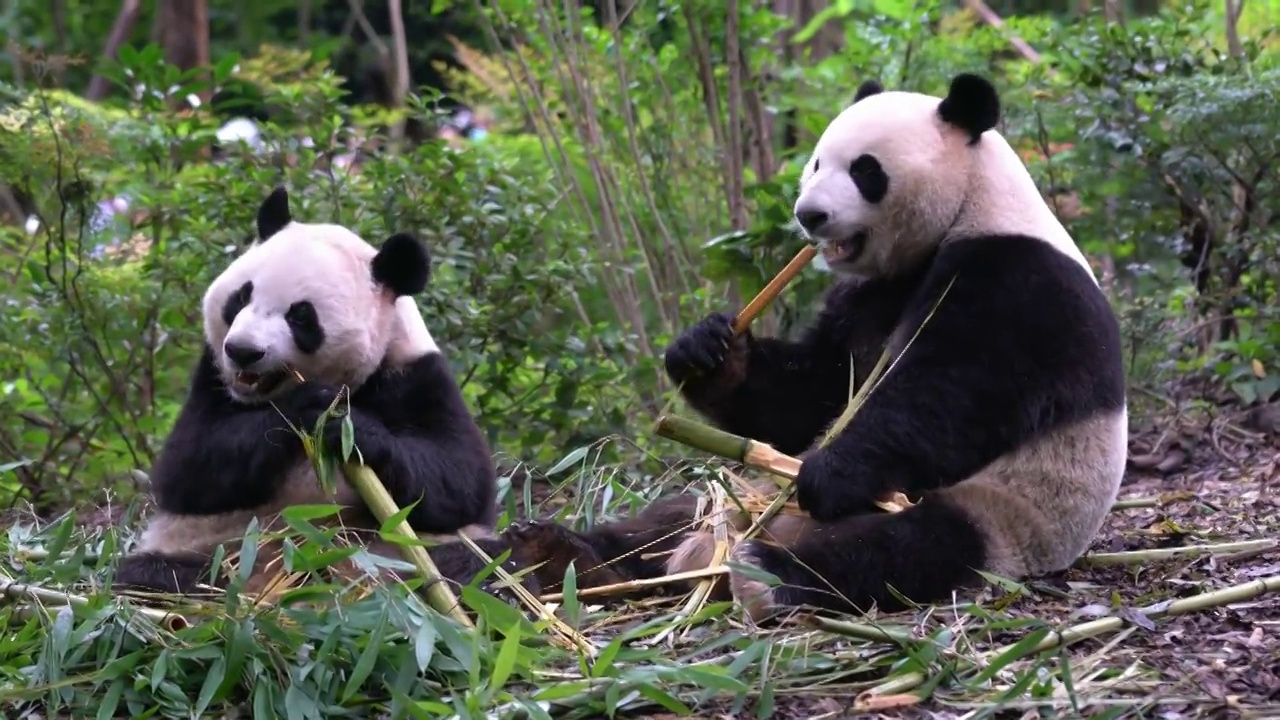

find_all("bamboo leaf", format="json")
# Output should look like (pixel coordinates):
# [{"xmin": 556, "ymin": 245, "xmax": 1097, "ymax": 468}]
[
  {"xmin": 545, "ymin": 446, "xmax": 589, "ymax": 475},
  {"xmin": 414, "ymin": 616, "xmax": 438, "ymax": 672},
  {"xmin": 343, "ymin": 607, "xmax": 388, "ymax": 701},
  {"xmin": 490, "ymin": 622, "xmax": 523, "ymax": 692},
  {"xmin": 193, "ymin": 656, "xmax": 227, "ymax": 716},
  {"xmin": 341, "ymin": 415, "xmax": 355, "ymax": 462}
]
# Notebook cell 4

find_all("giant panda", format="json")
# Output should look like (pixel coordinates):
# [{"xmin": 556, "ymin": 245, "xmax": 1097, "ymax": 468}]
[
  {"xmin": 504, "ymin": 73, "xmax": 1128, "ymax": 620},
  {"xmin": 114, "ymin": 187, "xmax": 530, "ymax": 600}
]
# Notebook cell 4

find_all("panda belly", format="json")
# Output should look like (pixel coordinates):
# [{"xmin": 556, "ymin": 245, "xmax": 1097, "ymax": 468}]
[
  {"xmin": 134, "ymin": 460, "xmax": 368, "ymax": 557},
  {"xmin": 936, "ymin": 405, "xmax": 1128, "ymax": 579}
]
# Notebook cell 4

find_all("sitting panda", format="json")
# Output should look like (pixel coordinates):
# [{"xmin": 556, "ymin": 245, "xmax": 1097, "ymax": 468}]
[
  {"xmin": 506, "ymin": 73, "xmax": 1128, "ymax": 620},
  {"xmin": 115, "ymin": 187, "xmax": 530, "ymax": 599}
]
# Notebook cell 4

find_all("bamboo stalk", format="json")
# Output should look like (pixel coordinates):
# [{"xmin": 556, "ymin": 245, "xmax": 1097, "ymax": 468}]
[
  {"xmin": 1109, "ymin": 496, "xmax": 1160, "ymax": 510},
  {"xmin": 1078, "ymin": 539, "xmax": 1278, "ymax": 567},
  {"xmin": 1, "ymin": 576, "xmax": 188, "ymax": 632},
  {"xmin": 804, "ymin": 616, "xmax": 915, "ymax": 644},
  {"xmin": 343, "ymin": 464, "xmax": 474, "ymax": 629},
  {"xmin": 283, "ymin": 368, "xmax": 473, "ymax": 629},
  {"xmin": 732, "ymin": 244, "xmax": 817, "ymax": 335},
  {"xmin": 861, "ymin": 574, "xmax": 1280, "ymax": 698}
]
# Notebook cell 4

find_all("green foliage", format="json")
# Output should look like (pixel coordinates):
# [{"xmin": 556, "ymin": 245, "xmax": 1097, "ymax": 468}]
[{"xmin": 1042, "ymin": 5, "xmax": 1280, "ymax": 404}]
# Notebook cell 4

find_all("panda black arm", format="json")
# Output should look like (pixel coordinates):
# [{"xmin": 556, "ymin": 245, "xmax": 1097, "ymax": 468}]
[
  {"xmin": 664, "ymin": 306, "xmax": 853, "ymax": 455},
  {"xmin": 664, "ymin": 280, "xmax": 911, "ymax": 456},
  {"xmin": 150, "ymin": 345, "xmax": 313, "ymax": 516},
  {"xmin": 333, "ymin": 352, "xmax": 497, "ymax": 534},
  {"xmin": 794, "ymin": 237, "xmax": 1127, "ymax": 521}
]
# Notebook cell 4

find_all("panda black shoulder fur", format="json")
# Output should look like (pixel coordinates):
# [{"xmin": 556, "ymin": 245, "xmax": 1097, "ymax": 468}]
[
  {"xmin": 115, "ymin": 187, "xmax": 530, "ymax": 598},
  {"xmin": 504, "ymin": 73, "xmax": 1128, "ymax": 619}
]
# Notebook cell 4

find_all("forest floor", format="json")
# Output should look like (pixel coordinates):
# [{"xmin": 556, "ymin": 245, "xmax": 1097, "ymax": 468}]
[
  {"xmin": 6, "ymin": 399, "xmax": 1276, "ymax": 719},
  {"xmin": 684, "ymin": 404, "xmax": 1280, "ymax": 719}
]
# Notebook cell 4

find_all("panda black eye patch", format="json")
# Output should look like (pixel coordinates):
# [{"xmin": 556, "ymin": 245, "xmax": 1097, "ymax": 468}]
[
  {"xmin": 285, "ymin": 301, "xmax": 325, "ymax": 354},
  {"xmin": 849, "ymin": 154, "xmax": 888, "ymax": 204},
  {"xmin": 221, "ymin": 282, "xmax": 253, "ymax": 326}
]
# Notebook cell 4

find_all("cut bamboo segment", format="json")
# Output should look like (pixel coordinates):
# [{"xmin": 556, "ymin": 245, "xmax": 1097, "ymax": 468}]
[{"xmin": 654, "ymin": 414, "xmax": 913, "ymax": 513}]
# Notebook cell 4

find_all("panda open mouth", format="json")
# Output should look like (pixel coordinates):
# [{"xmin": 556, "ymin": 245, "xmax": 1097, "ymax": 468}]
[
  {"xmin": 233, "ymin": 369, "xmax": 288, "ymax": 396},
  {"xmin": 822, "ymin": 230, "xmax": 869, "ymax": 265}
]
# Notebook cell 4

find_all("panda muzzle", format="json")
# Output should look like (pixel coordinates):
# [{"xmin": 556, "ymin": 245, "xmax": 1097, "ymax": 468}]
[
  {"xmin": 823, "ymin": 230, "xmax": 869, "ymax": 264},
  {"xmin": 234, "ymin": 369, "xmax": 288, "ymax": 395}
]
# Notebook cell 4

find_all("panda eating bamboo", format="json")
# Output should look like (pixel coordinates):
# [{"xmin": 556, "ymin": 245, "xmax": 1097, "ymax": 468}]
[
  {"xmin": 114, "ymin": 187, "xmax": 530, "ymax": 599},
  {"xmin": 506, "ymin": 72, "xmax": 1129, "ymax": 620}
]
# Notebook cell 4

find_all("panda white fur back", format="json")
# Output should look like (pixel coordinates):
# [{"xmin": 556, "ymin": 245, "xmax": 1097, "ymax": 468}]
[
  {"xmin": 501, "ymin": 72, "xmax": 1128, "ymax": 620},
  {"xmin": 115, "ymin": 187, "xmax": 529, "ymax": 598}
]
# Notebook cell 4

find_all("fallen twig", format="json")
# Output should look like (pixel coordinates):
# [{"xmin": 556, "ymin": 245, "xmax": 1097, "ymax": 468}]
[
  {"xmin": 1109, "ymin": 496, "xmax": 1160, "ymax": 510},
  {"xmin": 804, "ymin": 616, "xmax": 916, "ymax": 644},
  {"xmin": 536, "ymin": 564, "xmax": 730, "ymax": 603},
  {"xmin": 1, "ymin": 574, "xmax": 188, "ymax": 632},
  {"xmin": 1078, "ymin": 539, "xmax": 1278, "ymax": 567},
  {"xmin": 452, "ymin": 531, "xmax": 596, "ymax": 657}
]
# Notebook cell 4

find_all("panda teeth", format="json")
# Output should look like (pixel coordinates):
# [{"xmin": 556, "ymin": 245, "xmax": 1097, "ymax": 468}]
[{"xmin": 236, "ymin": 371, "xmax": 261, "ymax": 386}]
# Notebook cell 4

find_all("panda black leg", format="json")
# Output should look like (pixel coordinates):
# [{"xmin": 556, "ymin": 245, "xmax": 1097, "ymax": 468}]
[
  {"xmin": 501, "ymin": 493, "xmax": 706, "ymax": 594},
  {"xmin": 727, "ymin": 498, "xmax": 989, "ymax": 622},
  {"xmin": 114, "ymin": 551, "xmax": 222, "ymax": 597},
  {"xmin": 422, "ymin": 539, "xmax": 543, "ymax": 604}
]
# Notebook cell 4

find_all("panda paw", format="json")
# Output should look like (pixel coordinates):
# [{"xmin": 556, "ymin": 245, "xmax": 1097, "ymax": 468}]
[
  {"xmin": 794, "ymin": 448, "xmax": 877, "ymax": 521},
  {"xmin": 728, "ymin": 541, "xmax": 790, "ymax": 624},
  {"xmin": 663, "ymin": 312, "xmax": 749, "ymax": 388},
  {"xmin": 274, "ymin": 381, "xmax": 346, "ymax": 429},
  {"xmin": 318, "ymin": 407, "xmax": 390, "ymax": 464}
]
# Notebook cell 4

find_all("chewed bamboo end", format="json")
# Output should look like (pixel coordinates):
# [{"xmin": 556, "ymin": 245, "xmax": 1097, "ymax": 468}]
[{"xmin": 875, "ymin": 491, "xmax": 917, "ymax": 513}]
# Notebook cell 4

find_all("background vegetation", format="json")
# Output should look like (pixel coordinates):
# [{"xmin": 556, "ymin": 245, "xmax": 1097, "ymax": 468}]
[{"xmin": 0, "ymin": 0, "xmax": 1276, "ymax": 717}]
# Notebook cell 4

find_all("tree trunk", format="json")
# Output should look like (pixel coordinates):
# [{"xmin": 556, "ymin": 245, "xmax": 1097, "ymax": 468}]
[
  {"xmin": 157, "ymin": 0, "xmax": 211, "ymax": 105},
  {"xmin": 387, "ymin": 0, "xmax": 411, "ymax": 147},
  {"xmin": 84, "ymin": 0, "xmax": 142, "ymax": 101},
  {"xmin": 1225, "ymin": 0, "xmax": 1246, "ymax": 58}
]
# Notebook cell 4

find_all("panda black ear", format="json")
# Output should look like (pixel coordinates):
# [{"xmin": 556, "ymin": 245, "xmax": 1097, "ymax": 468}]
[
  {"xmin": 937, "ymin": 73, "xmax": 1000, "ymax": 145},
  {"xmin": 852, "ymin": 80, "xmax": 884, "ymax": 105},
  {"xmin": 373, "ymin": 232, "xmax": 431, "ymax": 296},
  {"xmin": 256, "ymin": 186, "xmax": 292, "ymax": 240}
]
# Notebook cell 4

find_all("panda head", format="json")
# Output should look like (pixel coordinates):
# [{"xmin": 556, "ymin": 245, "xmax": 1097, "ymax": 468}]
[
  {"xmin": 794, "ymin": 73, "xmax": 1059, "ymax": 280},
  {"xmin": 202, "ymin": 187, "xmax": 438, "ymax": 404}
]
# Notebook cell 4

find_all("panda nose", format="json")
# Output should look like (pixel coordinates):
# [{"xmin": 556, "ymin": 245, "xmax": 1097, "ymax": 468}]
[
  {"xmin": 795, "ymin": 208, "xmax": 829, "ymax": 233},
  {"xmin": 224, "ymin": 341, "xmax": 265, "ymax": 369}
]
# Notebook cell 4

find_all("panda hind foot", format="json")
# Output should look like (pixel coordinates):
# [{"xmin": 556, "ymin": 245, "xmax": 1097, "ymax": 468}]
[
  {"xmin": 502, "ymin": 520, "xmax": 631, "ymax": 592},
  {"xmin": 418, "ymin": 536, "xmax": 545, "ymax": 603},
  {"xmin": 728, "ymin": 541, "xmax": 794, "ymax": 624}
]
